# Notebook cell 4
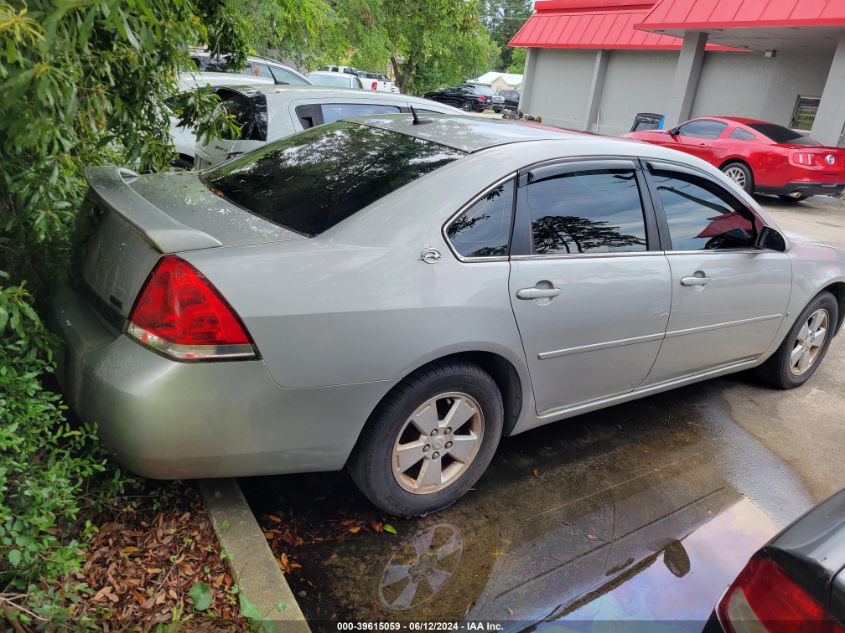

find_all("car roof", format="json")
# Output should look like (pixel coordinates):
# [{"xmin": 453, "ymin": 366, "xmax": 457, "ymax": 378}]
[
  {"xmin": 347, "ymin": 113, "xmax": 590, "ymax": 153},
  {"xmin": 177, "ymin": 72, "xmax": 274, "ymax": 90},
  {"xmin": 689, "ymin": 116, "xmax": 771, "ymax": 126},
  {"xmin": 309, "ymin": 71, "xmax": 355, "ymax": 78}
]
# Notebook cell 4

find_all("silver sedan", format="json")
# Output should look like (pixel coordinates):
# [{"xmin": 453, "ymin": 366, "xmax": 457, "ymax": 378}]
[{"xmin": 53, "ymin": 114, "xmax": 845, "ymax": 516}]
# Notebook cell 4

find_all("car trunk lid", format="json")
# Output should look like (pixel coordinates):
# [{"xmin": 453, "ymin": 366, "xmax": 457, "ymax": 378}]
[{"xmin": 80, "ymin": 167, "xmax": 301, "ymax": 322}]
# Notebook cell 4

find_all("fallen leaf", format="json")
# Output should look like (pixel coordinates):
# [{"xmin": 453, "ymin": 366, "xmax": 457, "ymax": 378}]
[
  {"xmin": 268, "ymin": 515, "xmax": 283, "ymax": 523},
  {"xmin": 383, "ymin": 524, "xmax": 398, "ymax": 535},
  {"xmin": 348, "ymin": 526, "xmax": 361, "ymax": 534},
  {"xmin": 188, "ymin": 582, "xmax": 212, "ymax": 611},
  {"xmin": 532, "ymin": 468, "xmax": 541, "ymax": 478}
]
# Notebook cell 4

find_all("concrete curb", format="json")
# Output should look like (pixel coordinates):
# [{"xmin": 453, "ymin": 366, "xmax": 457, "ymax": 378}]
[{"xmin": 198, "ymin": 479, "xmax": 310, "ymax": 632}]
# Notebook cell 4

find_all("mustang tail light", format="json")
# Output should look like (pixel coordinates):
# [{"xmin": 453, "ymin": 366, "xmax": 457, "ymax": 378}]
[
  {"xmin": 127, "ymin": 255, "xmax": 257, "ymax": 361},
  {"xmin": 789, "ymin": 152, "xmax": 817, "ymax": 167},
  {"xmin": 717, "ymin": 557, "xmax": 845, "ymax": 633}
]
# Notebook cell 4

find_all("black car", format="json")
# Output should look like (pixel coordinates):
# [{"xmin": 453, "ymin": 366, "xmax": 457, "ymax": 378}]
[
  {"xmin": 705, "ymin": 489, "xmax": 845, "ymax": 632},
  {"xmin": 495, "ymin": 89, "xmax": 521, "ymax": 113},
  {"xmin": 423, "ymin": 84, "xmax": 490, "ymax": 112}
]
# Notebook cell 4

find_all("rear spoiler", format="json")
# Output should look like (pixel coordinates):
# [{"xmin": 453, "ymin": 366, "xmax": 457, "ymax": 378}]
[{"xmin": 84, "ymin": 167, "xmax": 222, "ymax": 253}]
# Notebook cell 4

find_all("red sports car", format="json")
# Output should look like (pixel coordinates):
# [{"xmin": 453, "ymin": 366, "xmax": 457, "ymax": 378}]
[{"xmin": 623, "ymin": 116, "xmax": 845, "ymax": 202}]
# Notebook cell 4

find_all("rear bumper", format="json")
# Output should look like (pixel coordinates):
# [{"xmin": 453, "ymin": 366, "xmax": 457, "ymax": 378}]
[
  {"xmin": 757, "ymin": 181, "xmax": 845, "ymax": 197},
  {"xmin": 50, "ymin": 283, "xmax": 389, "ymax": 479}
]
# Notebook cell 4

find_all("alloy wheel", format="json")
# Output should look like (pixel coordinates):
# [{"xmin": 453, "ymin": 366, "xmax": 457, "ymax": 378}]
[
  {"xmin": 790, "ymin": 308, "xmax": 829, "ymax": 375},
  {"xmin": 392, "ymin": 392, "xmax": 484, "ymax": 494},
  {"xmin": 724, "ymin": 166, "xmax": 747, "ymax": 189}
]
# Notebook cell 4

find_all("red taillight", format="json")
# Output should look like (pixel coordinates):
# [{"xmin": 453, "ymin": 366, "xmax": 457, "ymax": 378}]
[
  {"xmin": 479, "ymin": 96, "xmax": 487, "ymax": 101},
  {"xmin": 127, "ymin": 255, "xmax": 256, "ymax": 361},
  {"xmin": 791, "ymin": 152, "xmax": 822, "ymax": 167},
  {"xmin": 717, "ymin": 557, "xmax": 845, "ymax": 633},
  {"xmin": 371, "ymin": 81, "xmax": 378, "ymax": 90}
]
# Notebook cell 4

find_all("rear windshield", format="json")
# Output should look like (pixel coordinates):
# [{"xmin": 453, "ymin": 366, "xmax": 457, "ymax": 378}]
[
  {"xmin": 469, "ymin": 85, "xmax": 494, "ymax": 97},
  {"xmin": 203, "ymin": 121, "xmax": 465, "ymax": 236},
  {"xmin": 747, "ymin": 122, "xmax": 821, "ymax": 146}
]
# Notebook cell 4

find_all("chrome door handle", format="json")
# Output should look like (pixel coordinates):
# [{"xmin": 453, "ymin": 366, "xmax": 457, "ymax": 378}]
[
  {"xmin": 516, "ymin": 287, "xmax": 561, "ymax": 300},
  {"xmin": 681, "ymin": 275, "xmax": 711, "ymax": 286}
]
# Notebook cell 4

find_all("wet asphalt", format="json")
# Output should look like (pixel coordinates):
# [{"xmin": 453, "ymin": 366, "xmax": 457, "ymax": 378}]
[{"xmin": 240, "ymin": 196, "xmax": 845, "ymax": 632}]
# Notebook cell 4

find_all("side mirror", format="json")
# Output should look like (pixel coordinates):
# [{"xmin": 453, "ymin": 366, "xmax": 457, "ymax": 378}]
[
  {"xmin": 756, "ymin": 226, "xmax": 787, "ymax": 252},
  {"xmin": 668, "ymin": 127, "xmax": 681, "ymax": 136}
]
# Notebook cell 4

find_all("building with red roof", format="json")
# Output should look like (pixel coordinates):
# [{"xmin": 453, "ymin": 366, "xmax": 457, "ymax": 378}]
[{"xmin": 510, "ymin": 0, "xmax": 845, "ymax": 146}]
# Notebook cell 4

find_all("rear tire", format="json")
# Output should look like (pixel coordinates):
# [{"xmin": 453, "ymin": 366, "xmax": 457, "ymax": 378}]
[
  {"xmin": 348, "ymin": 361, "xmax": 503, "ymax": 517},
  {"xmin": 721, "ymin": 161, "xmax": 754, "ymax": 194},
  {"xmin": 757, "ymin": 291, "xmax": 838, "ymax": 389},
  {"xmin": 461, "ymin": 101, "xmax": 473, "ymax": 112}
]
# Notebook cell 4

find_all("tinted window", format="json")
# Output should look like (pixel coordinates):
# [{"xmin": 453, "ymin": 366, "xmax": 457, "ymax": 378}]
[
  {"xmin": 652, "ymin": 171, "xmax": 756, "ymax": 250},
  {"xmin": 467, "ymin": 85, "xmax": 494, "ymax": 97},
  {"xmin": 747, "ymin": 122, "xmax": 821, "ymax": 146},
  {"xmin": 203, "ymin": 56, "xmax": 231, "ymax": 72},
  {"xmin": 729, "ymin": 127, "xmax": 756, "ymax": 141},
  {"xmin": 320, "ymin": 103, "xmax": 400, "ymax": 124},
  {"xmin": 269, "ymin": 66, "xmax": 309, "ymax": 85},
  {"xmin": 525, "ymin": 169, "xmax": 647, "ymax": 255},
  {"xmin": 204, "ymin": 122, "xmax": 465, "ymax": 236},
  {"xmin": 678, "ymin": 120, "xmax": 727, "ymax": 139},
  {"xmin": 447, "ymin": 180, "xmax": 514, "ymax": 258},
  {"xmin": 217, "ymin": 90, "xmax": 267, "ymax": 141}
]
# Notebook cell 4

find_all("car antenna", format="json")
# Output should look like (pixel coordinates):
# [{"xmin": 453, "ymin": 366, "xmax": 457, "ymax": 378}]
[{"xmin": 409, "ymin": 105, "xmax": 432, "ymax": 125}]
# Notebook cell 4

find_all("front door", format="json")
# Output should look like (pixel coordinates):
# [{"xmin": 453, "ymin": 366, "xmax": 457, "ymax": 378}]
[
  {"xmin": 668, "ymin": 119, "xmax": 728, "ymax": 163},
  {"xmin": 643, "ymin": 162, "xmax": 791, "ymax": 384},
  {"xmin": 509, "ymin": 160, "xmax": 672, "ymax": 415}
]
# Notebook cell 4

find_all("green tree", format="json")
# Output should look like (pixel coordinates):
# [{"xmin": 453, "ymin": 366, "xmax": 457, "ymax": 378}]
[
  {"xmin": 0, "ymin": 0, "xmax": 246, "ymax": 623},
  {"xmin": 0, "ymin": 0, "xmax": 247, "ymax": 289},
  {"xmin": 332, "ymin": 0, "xmax": 496, "ymax": 95},
  {"xmin": 480, "ymin": 0, "xmax": 531, "ymax": 71}
]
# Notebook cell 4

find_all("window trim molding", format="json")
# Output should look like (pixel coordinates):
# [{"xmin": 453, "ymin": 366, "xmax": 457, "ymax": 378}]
[{"xmin": 441, "ymin": 173, "xmax": 517, "ymax": 263}]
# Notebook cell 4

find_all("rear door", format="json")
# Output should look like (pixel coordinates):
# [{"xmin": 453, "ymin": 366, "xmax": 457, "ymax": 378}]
[
  {"xmin": 508, "ymin": 159, "xmax": 671, "ymax": 415},
  {"xmin": 642, "ymin": 161, "xmax": 791, "ymax": 384}
]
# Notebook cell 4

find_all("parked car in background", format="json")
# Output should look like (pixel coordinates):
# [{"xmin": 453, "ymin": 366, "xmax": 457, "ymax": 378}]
[
  {"xmin": 189, "ymin": 49, "xmax": 311, "ymax": 86},
  {"xmin": 170, "ymin": 72, "xmax": 274, "ymax": 169},
  {"xmin": 464, "ymin": 82, "xmax": 504, "ymax": 111},
  {"xmin": 324, "ymin": 65, "xmax": 360, "ymax": 76},
  {"xmin": 56, "ymin": 115, "xmax": 845, "ymax": 517},
  {"xmin": 705, "ymin": 488, "xmax": 845, "ymax": 632},
  {"xmin": 358, "ymin": 70, "xmax": 400, "ymax": 94},
  {"xmin": 193, "ymin": 85, "xmax": 461, "ymax": 167},
  {"xmin": 423, "ymin": 84, "xmax": 491, "ymax": 112},
  {"xmin": 494, "ymin": 89, "xmax": 521, "ymax": 113},
  {"xmin": 624, "ymin": 116, "xmax": 845, "ymax": 201},
  {"xmin": 308, "ymin": 71, "xmax": 364, "ymax": 90}
]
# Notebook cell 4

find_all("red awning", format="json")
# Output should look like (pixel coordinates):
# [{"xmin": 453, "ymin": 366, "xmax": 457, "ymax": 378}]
[
  {"xmin": 637, "ymin": 0, "xmax": 845, "ymax": 31},
  {"xmin": 509, "ymin": 0, "xmax": 737, "ymax": 50}
]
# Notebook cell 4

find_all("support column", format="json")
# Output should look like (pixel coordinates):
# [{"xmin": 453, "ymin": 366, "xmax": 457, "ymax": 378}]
[
  {"xmin": 811, "ymin": 35, "xmax": 845, "ymax": 147},
  {"xmin": 664, "ymin": 31, "xmax": 708, "ymax": 128},
  {"xmin": 518, "ymin": 47, "xmax": 537, "ymax": 114},
  {"xmin": 583, "ymin": 50, "xmax": 609, "ymax": 133}
]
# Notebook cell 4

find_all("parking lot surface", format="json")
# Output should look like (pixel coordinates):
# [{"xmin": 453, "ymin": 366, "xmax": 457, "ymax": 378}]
[{"xmin": 241, "ymin": 195, "xmax": 844, "ymax": 632}]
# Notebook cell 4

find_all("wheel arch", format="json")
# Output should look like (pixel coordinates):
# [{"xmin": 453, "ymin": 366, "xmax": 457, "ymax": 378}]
[
  {"xmin": 820, "ymin": 281, "xmax": 845, "ymax": 334},
  {"xmin": 347, "ymin": 350, "xmax": 527, "ymax": 469},
  {"xmin": 718, "ymin": 157, "xmax": 753, "ymax": 173}
]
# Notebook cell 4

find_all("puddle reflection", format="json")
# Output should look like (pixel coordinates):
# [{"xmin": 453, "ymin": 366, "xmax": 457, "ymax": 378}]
[{"xmin": 241, "ymin": 386, "xmax": 786, "ymax": 631}]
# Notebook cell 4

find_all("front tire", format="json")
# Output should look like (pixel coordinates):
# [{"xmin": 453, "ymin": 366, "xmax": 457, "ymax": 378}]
[
  {"xmin": 348, "ymin": 361, "xmax": 503, "ymax": 517},
  {"xmin": 721, "ymin": 161, "xmax": 754, "ymax": 194},
  {"xmin": 757, "ymin": 291, "xmax": 838, "ymax": 389}
]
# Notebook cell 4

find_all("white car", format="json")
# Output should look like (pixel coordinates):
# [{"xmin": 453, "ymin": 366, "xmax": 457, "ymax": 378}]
[
  {"xmin": 193, "ymin": 85, "xmax": 462, "ymax": 168},
  {"xmin": 358, "ymin": 70, "xmax": 400, "ymax": 94},
  {"xmin": 169, "ymin": 72, "xmax": 274, "ymax": 168},
  {"xmin": 189, "ymin": 49, "xmax": 311, "ymax": 86},
  {"xmin": 308, "ymin": 71, "xmax": 364, "ymax": 90}
]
